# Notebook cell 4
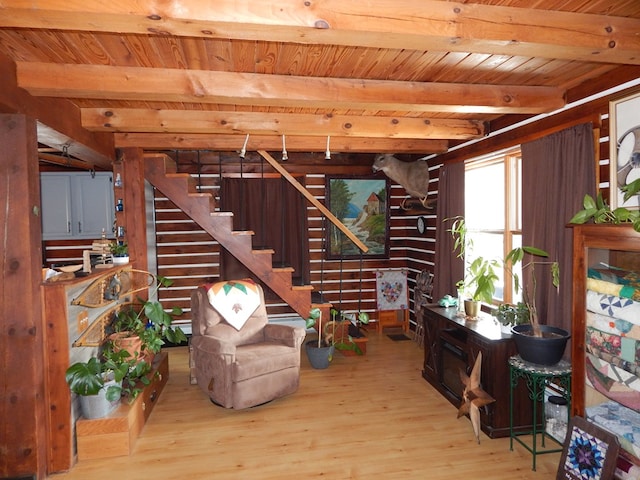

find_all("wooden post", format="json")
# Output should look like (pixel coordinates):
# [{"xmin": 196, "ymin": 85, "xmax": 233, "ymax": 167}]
[
  {"xmin": 117, "ymin": 148, "xmax": 149, "ymax": 274},
  {"xmin": 0, "ymin": 114, "xmax": 47, "ymax": 478}
]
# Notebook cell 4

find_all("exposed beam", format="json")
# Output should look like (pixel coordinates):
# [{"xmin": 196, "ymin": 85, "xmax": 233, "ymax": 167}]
[
  {"xmin": 82, "ymin": 108, "xmax": 486, "ymax": 140},
  {"xmin": 114, "ymin": 133, "xmax": 449, "ymax": 154},
  {"xmin": 0, "ymin": 52, "xmax": 115, "ymax": 168},
  {"xmin": 16, "ymin": 62, "xmax": 565, "ymax": 115},
  {"xmin": 1, "ymin": 1, "xmax": 639, "ymax": 65}
]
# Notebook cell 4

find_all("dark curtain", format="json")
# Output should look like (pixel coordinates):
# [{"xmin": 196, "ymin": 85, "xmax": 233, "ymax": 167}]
[
  {"xmin": 433, "ymin": 161, "xmax": 465, "ymax": 301},
  {"xmin": 221, "ymin": 176, "xmax": 309, "ymax": 301},
  {"xmin": 521, "ymin": 123, "xmax": 596, "ymax": 335}
]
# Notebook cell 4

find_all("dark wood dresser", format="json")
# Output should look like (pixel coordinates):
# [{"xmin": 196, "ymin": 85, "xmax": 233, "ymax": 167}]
[{"xmin": 421, "ymin": 305, "xmax": 534, "ymax": 438}]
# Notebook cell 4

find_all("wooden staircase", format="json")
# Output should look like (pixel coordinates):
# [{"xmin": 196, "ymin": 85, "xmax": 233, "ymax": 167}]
[{"xmin": 143, "ymin": 153, "xmax": 327, "ymax": 319}]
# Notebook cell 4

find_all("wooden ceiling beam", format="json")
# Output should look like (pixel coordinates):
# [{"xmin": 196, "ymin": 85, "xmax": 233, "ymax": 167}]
[
  {"xmin": 0, "ymin": 52, "xmax": 114, "ymax": 168},
  {"xmin": 82, "ymin": 108, "xmax": 486, "ymax": 140},
  {"xmin": 114, "ymin": 133, "xmax": 449, "ymax": 154},
  {"xmin": 1, "ymin": 1, "xmax": 639, "ymax": 65},
  {"xmin": 16, "ymin": 62, "xmax": 565, "ymax": 115}
]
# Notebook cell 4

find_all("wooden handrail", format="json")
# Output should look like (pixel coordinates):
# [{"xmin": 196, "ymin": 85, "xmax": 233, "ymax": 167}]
[{"xmin": 257, "ymin": 150, "xmax": 368, "ymax": 253}]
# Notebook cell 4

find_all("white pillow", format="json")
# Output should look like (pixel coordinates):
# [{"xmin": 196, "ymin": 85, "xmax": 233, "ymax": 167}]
[{"xmin": 206, "ymin": 280, "xmax": 261, "ymax": 331}]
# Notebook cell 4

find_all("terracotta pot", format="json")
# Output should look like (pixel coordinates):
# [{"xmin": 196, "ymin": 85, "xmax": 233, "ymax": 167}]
[{"xmin": 108, "ymin": 332, "xmax": 150, "ymax": 364}]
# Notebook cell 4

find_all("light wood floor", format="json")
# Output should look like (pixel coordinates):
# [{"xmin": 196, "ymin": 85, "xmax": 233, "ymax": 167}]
[{"xmin": 50, "ymin": 330, "xmax": 561, "ymax": 479}]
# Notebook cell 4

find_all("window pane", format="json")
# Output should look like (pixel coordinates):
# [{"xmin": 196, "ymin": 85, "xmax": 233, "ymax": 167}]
[{"xmin": 465, "ymin": 162, "xmax": 504, "ymax": 230}]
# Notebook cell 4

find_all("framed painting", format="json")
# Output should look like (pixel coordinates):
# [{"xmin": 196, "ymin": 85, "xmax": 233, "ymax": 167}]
[
  {"xmin": 325, "ymin": 175, "xmax": 390, "ymax": 259},
  {"xmin": 610, "ymin": 90, "xmax": 640, "ymax": 209}
]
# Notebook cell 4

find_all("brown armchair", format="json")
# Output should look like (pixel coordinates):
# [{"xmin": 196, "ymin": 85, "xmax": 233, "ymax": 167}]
[{"xmin": 190, "ymin": 281, "xmax": 306, "ymax": 409}]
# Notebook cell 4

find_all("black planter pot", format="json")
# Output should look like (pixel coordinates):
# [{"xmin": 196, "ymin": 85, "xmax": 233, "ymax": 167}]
[
  {"xmin": 511, "ymin": 324, "xmax": 570, "ymax": 366},
  {"xmin": 305, "ymin": 341, "xmax": 335, "ymax": 369}
]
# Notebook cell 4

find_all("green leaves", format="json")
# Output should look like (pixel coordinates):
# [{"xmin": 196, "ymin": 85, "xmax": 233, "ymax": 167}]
[{"xmin": 570, "ymin": 193, "xmax": 640, "ymax": 232}]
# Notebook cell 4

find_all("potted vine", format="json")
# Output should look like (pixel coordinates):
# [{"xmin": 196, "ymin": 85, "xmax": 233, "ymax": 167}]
[
  {"xmin": 304, "ymin": 307, "xmax": 334, "ymax": 369},
  {"xmin": 328, "ymin": 310, "xmax": 370, "ymax": 356},
  {"xmin": 109, "ymin": 274, "xmax": 187, "ymax": 364},
  {"xmin": 569, "ymin": 192, "xmax": 640, "ymax": 232}
]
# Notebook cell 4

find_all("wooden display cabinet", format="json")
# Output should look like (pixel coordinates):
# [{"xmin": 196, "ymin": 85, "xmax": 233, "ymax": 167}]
[
  {"xmin": 571, "ymin": 224, "xmax": 640, "ymax": 467},
  {"xmin": 421, "ymin": 305, "xmax": 534, "ymax": 438}
]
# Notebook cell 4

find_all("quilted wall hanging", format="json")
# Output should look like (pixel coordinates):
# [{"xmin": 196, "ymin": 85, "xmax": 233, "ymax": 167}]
[{"xmin": 376, "ymin": 268, "xmax": 408, "ymax": 311}]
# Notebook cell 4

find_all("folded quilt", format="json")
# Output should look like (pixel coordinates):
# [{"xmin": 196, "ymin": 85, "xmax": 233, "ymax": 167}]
[
  {"xmin": 587, "ymin": 289, "xmax": 640, "ymax": 327},
  {"xmin": 586, "ymin": 401, "xmax": 640, "ymax": 460},
  {"xmin": 588, "ymin": 266, "xmax": 640, "ymax": 302},
  {"xmin": 586, "ymin": 354, "xmax": 640, "ymax": 411},
  {"xmin": 587, "ymin": 310, "xmax": 640, "ymax": 341},
  {"xmin": 586, "ymin": 325, "xmax": 640, "ymax": 366}
]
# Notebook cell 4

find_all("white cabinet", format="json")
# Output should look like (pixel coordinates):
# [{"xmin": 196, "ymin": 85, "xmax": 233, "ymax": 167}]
[{"xmin": 40, "ymin": 172, "xmax": 115, "ymax": 240}]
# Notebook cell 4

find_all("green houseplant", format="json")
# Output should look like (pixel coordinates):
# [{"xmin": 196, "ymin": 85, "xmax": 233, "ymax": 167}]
[
  {"xmin": 110, "ymin": 274, "xmax": 187, "ymax": 362},
  {"xmin": 570, "ymin": 192, "xmax": 640, "ymax": 232},
  {"xmin": 447, "ymin": 216, "xmax": 500, "ymax": 316},
  {"xmin": 65, "ymin": 346, "xmax": 150, "ymax": 419},
  {"xmin": 110, "ymin": 241, "xmax": 129, "ymax": 265},
  {"xmin": 304, "ymin": 307, "xmax": 334, "ymax": 369},
  {"xmin": 329, "ymin": 309, "xmax": 370, "ymax": 355},
  {"xmin": 492, "ymin": 302, "xmax": 530, "ymax": 333}
]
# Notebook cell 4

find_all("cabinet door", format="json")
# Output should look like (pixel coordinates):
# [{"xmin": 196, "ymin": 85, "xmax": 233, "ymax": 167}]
[
  {"xmin": 41, "ymin": 173, "xmax": 73, "ymax": 239},
  {"xmin": 73, "ymin": 173, "xmax": 114, "ymax": 238},
  {"xmin": 40, "ymin": 172, "xmax": 115, "ymax": 240}
]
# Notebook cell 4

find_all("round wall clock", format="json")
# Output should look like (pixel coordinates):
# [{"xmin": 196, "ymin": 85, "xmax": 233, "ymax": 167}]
[{"xmin": 417, "ymin": 216, "xmax": 426, "ymax": 234}]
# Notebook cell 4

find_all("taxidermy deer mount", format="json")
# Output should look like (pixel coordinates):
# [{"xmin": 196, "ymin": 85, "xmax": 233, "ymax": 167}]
[{"xmin": 372, "ymin": 154, "xmax": 433, "ymax": 210}]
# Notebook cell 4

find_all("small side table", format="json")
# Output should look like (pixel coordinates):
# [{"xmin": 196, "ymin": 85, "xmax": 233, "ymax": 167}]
[{"xmin": 509, "ymin": 355, "xmax": 571, "ymax": 471}]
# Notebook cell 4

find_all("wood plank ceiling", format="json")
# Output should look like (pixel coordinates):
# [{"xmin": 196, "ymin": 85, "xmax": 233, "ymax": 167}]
[{"xmin": 0, "ymin": 0, "xmax": 640, "ymax": 169}]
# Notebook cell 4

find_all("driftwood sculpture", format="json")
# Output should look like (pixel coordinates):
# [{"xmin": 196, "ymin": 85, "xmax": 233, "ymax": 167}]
[{"xmin": 372, "ymin": 154, "xmax": 432, "ymax": 209}]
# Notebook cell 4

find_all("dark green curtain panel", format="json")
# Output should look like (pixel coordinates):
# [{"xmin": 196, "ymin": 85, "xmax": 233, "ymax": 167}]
[{"xmin": 521, "ymin": 122, "xmax": 596, "ymax": 339}]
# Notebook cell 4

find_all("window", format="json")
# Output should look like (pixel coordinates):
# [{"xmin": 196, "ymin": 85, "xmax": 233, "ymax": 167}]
[{"xmin": 464, "ymin": 148, "xmax": 522, "ymax": 304}]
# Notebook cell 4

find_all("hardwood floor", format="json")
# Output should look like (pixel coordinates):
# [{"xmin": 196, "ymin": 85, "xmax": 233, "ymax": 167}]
[{"xmin": 50, "ymin": 330, "xmax": 561, "ymax": 479}]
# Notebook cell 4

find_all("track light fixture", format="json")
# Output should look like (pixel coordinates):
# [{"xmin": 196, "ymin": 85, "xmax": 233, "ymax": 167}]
[
  {"xmin": 239, "ymin": 133, "xmax": 249, "ymax": 159},
  {"xmin": 325, "ymin": 135, "xmax": 331, "ymax": 160},
  {"xmin": 281, "ymin": 134, "xmax": 288, "ymax": 161}
]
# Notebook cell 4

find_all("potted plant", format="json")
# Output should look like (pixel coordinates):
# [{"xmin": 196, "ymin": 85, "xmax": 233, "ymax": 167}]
[
  {"xmin": 492, "ymin": 302, "xmax": 529, "ymax": 334},
  {"xmin": 329, "ymin": 309, "xmax": 370, "ymax": 356},
  {"xmin": 570, "ymin": 192, "xmax": 640, "ymax": 232},
  {"xmin": 110, "ymin": 241, "xmax": 129, "ymax": 265},
  {"xmin": 447, "ymin": 216, "xmax": 500, "ymax": 317},
  {"xmin": 503, "ymin": 245, "xmax": 569, "ymax": 366},
  {"xmin": 65, "ymin": 346, "xmax": 149, "ymax": 419},
  {"xmin": 304, "ymin": 307, "xmax": 334, "ymax": 369},
  {"xmin": 109, "ymin": 274, "xmax": 187, "ymax": 363}
]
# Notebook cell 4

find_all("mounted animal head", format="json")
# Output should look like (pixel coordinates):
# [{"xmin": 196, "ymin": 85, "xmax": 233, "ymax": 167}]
[{"xmin": 372, "ymin": 153, "xmax": 431, "ymax": 205}]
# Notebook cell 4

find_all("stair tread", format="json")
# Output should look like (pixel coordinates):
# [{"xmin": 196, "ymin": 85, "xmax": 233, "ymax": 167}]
[
  {"xmin": 252, "ymin": 248, "xmax": 275, "ymax": 254},
  {"xmin": 232, "ymin": 230, "xmax": 255, "ymax": 236}
]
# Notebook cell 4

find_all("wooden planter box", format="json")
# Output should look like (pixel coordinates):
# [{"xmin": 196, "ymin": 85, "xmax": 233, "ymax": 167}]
[
  {"xmin": 339, "ymin": 337, "xmax": 368, "ymax": 356},
  {"xmin": 75, "ymin": 351, "xmax": 169, "ymax": 461}
]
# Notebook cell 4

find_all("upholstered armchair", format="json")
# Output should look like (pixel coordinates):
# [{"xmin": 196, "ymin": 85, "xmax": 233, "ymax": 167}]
[{"xmin": 190, "ymin": 280, "xmax": 306, "ymax": 409}]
